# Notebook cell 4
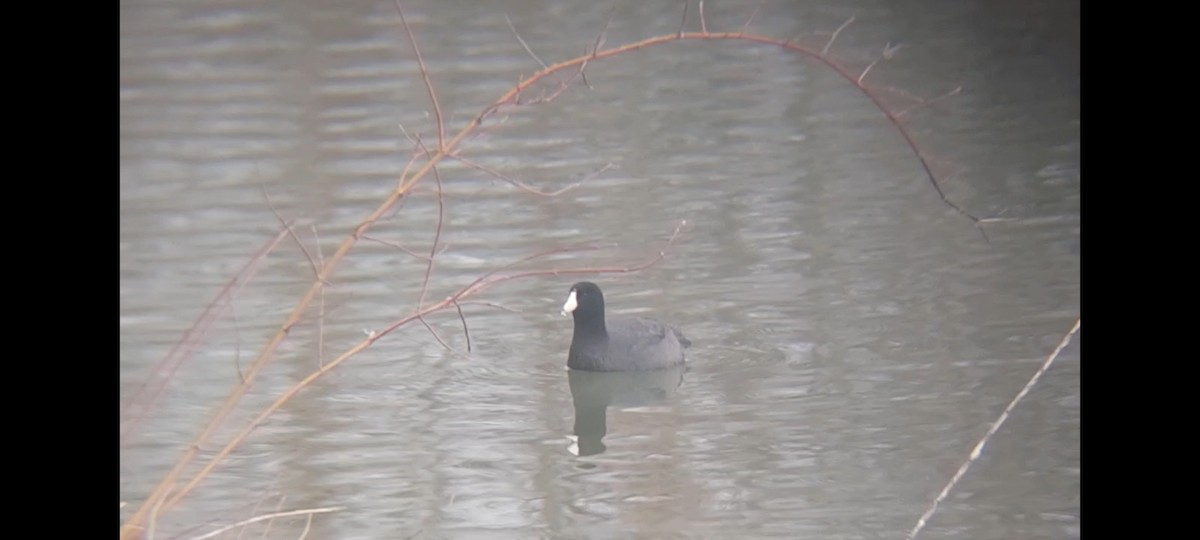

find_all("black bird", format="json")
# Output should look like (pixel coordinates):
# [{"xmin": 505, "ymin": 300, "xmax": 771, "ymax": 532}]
[{"xmin": 561, "ymin": 281, "xmax": 690, "ymax": 372}]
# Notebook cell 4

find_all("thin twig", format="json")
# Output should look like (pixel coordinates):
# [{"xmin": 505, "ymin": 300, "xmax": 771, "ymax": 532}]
[
  {"xmin": 396, "ymin": 148, "xmax": 426, "ymax": 192},
  {"xmin": 261, "ymin": 187, "xmax": 321, "ymax": 280},
  {"xmin": 452, "ymin": 299, "xmax": 472, "ymax": 353},
  {"xmin": 148, "ymin": 491, "xmax": 166, "ymax": 540},
  {"xmin": 311, "ymin": 225, "xmax": 327, "ymax": 367},
  {"xmin": 739, "ymin": 1, "xmax": 765, "ymax": 36},
  {"xmin": 186, "ymin": 506, "xmax": 344, "ymax": 540},
  {"xmin": 677, "ymin": 1, "xmax": 689, "ymax": 38},
  {"xmin": 521, "ymin": 59, "xmax": 593, "ymax": 105},
  {"xmin": 592, "ymin": 6, "xmax": 614, "ymax": 57},
  {"xmin": 125, "ymin": 23, "xmax": 987, "ymax": 535},
  {"xmin": 297, "ymin": 513, "xmax": 314, "ymax": 540},
  {"xmin": 417, "ymin": 315, "xmax": 467, "ymax": 358},
  {"xmin": 907, "ymin": 318, "xmax": 1081, "ymax": 540},
  {"xmin": 451, "ymin": 153, "xmax": 615, "ymax": 197},
  {"xmin": 455, "ymin": 300, "xmax": 522, "ymax": 313},
  {"xmin": 244, "ymin": 493, "xmax": 284, "ymax": 540},
  {"xmin": 362, "ymin": 234, "xmax": 439, "ymax": 262},
  {"xmin": 231, "ymin": 300, "xmax": 245, "ymax": 383},
  {"xmin": 896, "ymin": 86, "xmax": 962, "ymax": 118},
  {"xmin": 393, "ymin": 0, "xmax": 445, "ymax": 150},
  {"xmin": 858, "ymin": 42, "xmax": 903, "ymax": 85},
  {"xmin": 418, "ymin": 148, "xmax": 446, "ymax": 310},
  {"xmin": 699, "ymin": 1, "xmax": 708, "ymax": 34},
  {"xmin": 822, "ymin": 15, "xmax": 856, "ymax": 56},
  {"xmin": 504, "ymin": 13, "xmax": 547, "ymax": 70},
  {"xmin": 120, "ymin": 224, "xmax": 289, "ymax": 449},
  {"xmin": 858, "ymin": 59, "xmax": 878, "ymax": 85}
]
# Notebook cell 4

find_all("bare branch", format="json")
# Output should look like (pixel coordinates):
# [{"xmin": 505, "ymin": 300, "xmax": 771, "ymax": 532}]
[
  {"xmin": 296, "ymin": 513, "xmax": 314, "ymax": 540},
  {"xmin": 311, "ymin": 225, "xmax": 327, "ymax": 367},
  {"xmin": 524, "ymin": 58, "xmax": 593, "ymax": 104},
  {"xmin": 362, "ymin": 234, "xmax": 440, "ymax": 262},
  {"xmin": 257, "ymin": 493, "xmax": 288, "ymax": 539},
  {"xmin": 907, "ymin": 318, "xmax": 1081, "ymax": 540},
  {"xmin": 504, "ymin": 13, "xmax": 548, "ymax": 70},
  {"xmin": 261, "ymin": 187, "xmax": 320, "ymax": 280},
  {"xmin": 417, "ymin": 315, "xmax": 468, "ymax": 358},
  {"xmin": 822, "ymin": 15, "xmax": 856, "ymax": 56},
  {"xmin": 157, "ymin": 229, "xmax": 679, "ymax": 512},
  {"xmin": 397, "ymin": 121, "xmax": 417, "ymax": 148},
  {"xmin": 185, "ymin": 506, "xmax": 345, "ymax": 540},
  {"xmin": 740, "ymin": 1, "xmax": 765, "ymax": 36},
  {"xmin": 396, "ymin": 148, "xmax": 425, "ymax": 191},
  {"xmin": 418, "ymin": 160, "xmax": 446, "ymax": 309},
  {"xmin": 896, "ymin": 86, "xmax": 962, "ymax": 118},
  {"xmin": 592, "ymin": 6, "xmax": 614, "ymax": 57},
  {"xmin": 455, "ymin": 300, "xmax": 522, "ymax": 313},
  {"xmin": 858, "ymin": 59, "xmax": 878, "ymax": 85},
  {"xmin": 451, "ymin": 153, "xmax": 615, "ymax": 197},
  {"xmin": 393, "ymin": 0, "xmax": 445, "ymax": 150},
  {"xmin": 858, "ymin": 42, "xmax": 903, "ymax": 85},
  {"xmin": 119, "ymin": 225, "xmax": 289, "ymax": 449}
]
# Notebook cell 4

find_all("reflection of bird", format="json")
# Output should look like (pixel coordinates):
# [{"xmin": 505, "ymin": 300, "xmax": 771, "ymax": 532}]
[
  {"xmin": 561, "ymin": 282, "xmax": 690, "ymax": 372},
  {"xmin": 568, "ymin": 365, "xmax": 686, "ymax": 457}
]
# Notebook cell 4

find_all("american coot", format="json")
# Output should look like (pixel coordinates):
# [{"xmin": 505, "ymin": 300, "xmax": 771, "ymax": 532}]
[{"xmin": 561, "ymin": 281, "xmax": 691, "ymax": 372}]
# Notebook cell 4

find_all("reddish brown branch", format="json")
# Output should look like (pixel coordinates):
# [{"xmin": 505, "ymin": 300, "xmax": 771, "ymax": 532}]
[
  {"xmin": 157, "ymin": 223, "xmax": 685, "ymax": 510},
  {"xmin": 394, "ymin": 0, "xmax": 445, "ymax": 150},
  {"xmin": 119, "ymin": 225, "xmax": 289, "ymax": 449}
]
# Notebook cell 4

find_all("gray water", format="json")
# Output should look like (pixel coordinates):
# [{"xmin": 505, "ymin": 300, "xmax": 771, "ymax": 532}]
[{"xmin": 120, "ymin": 1, "xmax": 1080, "ymax": 538}]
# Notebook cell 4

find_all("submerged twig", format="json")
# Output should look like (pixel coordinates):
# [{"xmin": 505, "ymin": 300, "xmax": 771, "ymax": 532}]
[{"xmin": 452, "ymin": 299, "xmax": 472, "ymax": 353}]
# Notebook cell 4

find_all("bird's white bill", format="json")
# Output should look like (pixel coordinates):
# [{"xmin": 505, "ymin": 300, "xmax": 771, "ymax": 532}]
[{"xmin": 561, "ymin": 290, "xmax": 578, "ymax": 316}]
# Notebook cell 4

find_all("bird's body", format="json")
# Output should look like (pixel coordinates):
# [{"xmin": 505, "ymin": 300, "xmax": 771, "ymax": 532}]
[{"xmin": 562, "ymin": 282, "xmax": 690, "ymax": 372}]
